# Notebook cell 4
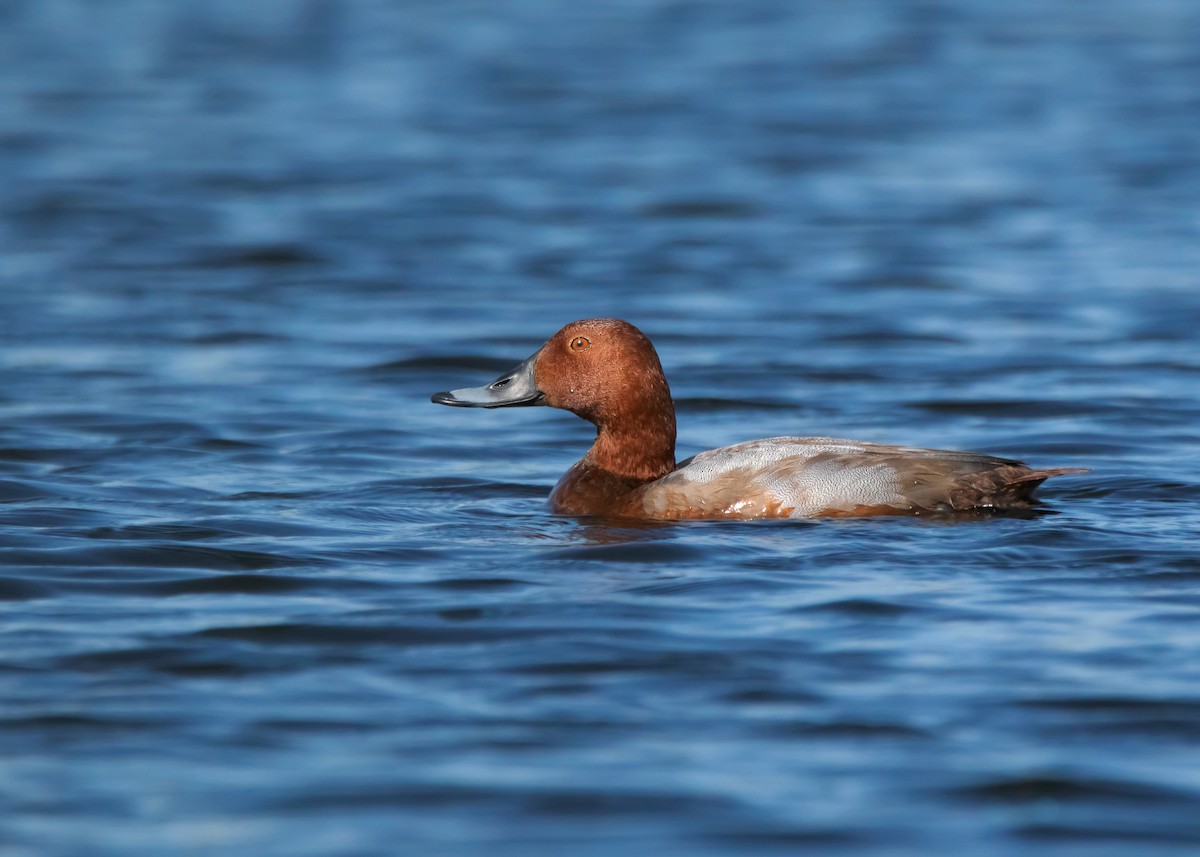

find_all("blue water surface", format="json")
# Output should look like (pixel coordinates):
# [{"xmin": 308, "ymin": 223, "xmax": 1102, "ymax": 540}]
[{"xmin": 2, "ymin": 1, "xmax": 1200, "ymax": 855}]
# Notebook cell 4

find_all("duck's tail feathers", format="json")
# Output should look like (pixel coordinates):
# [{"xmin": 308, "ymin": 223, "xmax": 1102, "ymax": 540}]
[{"xmin": 947, "ymin": 466, "xmax": 1089, "ymax": 511}]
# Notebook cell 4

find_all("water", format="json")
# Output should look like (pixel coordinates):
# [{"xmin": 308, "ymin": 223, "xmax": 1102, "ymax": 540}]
[{"xmin": 2, "ymin": 1, "xmax": 1200, "ymax": 854}]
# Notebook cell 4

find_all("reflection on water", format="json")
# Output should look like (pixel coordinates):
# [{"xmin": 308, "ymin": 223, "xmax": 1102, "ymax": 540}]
[{"xmin": 2, "ymin": 1, "xmax": 1200, "ymax": 855}]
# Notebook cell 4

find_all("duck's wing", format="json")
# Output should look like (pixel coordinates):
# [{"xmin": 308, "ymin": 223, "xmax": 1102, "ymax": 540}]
[{"xmin": 645, "ymin": 437, "xmax": 1084, "ymax": 519}]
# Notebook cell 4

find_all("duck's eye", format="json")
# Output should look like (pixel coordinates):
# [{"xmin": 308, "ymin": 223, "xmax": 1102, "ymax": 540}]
[{"xmin": 569, "ymin": 336, "xmax": 591, "ymax": 353}]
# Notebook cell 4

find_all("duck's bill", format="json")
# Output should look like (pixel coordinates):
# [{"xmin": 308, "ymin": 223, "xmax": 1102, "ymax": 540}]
[{"xmin": 431, "ymin": 353, "xmax": 545, "ymax": 408}]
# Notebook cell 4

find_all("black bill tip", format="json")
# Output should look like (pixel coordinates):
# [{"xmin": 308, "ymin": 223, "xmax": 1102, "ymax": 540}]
[{"xmin": 431, "ymin": 390, "xmax": 464, "ymax": 406}]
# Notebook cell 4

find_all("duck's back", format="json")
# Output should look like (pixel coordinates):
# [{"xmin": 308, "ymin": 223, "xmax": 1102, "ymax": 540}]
[{"xmin": 638, "ymin": 437, "xmax": 1080, "ymax": 519}]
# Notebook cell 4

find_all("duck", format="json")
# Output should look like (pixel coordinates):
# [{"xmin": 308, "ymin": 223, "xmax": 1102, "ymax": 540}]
[{"xmin": 431, "ymin": 318, "xmax": 1084, "ymax": 520}]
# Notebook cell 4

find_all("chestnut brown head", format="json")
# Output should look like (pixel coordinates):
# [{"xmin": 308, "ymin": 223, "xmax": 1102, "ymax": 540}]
[{"xmin": 431, "ymin": 318, "xmax": 672, "ymax": 430}]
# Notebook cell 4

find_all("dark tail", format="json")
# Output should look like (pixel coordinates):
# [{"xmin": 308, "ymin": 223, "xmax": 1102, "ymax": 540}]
[{"xmin": 947, "ymin": 466, "xmax": 1089, "ymax": 511}]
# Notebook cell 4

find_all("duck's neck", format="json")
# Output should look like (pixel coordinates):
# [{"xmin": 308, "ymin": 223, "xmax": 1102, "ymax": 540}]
[{"xmin": 584, "ymin": 403, "xmax": 676, "ymax": 483}]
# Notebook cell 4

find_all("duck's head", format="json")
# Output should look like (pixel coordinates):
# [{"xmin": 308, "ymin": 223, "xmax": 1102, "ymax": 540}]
[{"xmin": 431, "ymin": 318, "xmax": 672, "ymax": 427}]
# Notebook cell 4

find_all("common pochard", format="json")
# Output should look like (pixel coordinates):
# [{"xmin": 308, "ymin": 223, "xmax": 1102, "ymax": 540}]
[{"xmin": 431, "ymin": 318, "xmax": 1084, "ymax": 520}]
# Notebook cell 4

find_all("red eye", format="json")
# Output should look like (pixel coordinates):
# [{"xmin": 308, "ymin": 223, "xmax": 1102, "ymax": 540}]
[{"xmin": 569, "ymin": 336, "xmax": 590, "ymax": 352}]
